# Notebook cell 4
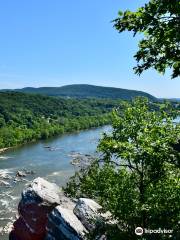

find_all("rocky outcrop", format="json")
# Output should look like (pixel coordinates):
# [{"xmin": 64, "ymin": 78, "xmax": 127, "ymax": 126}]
[
  {"xmin": 74, "ymin": 198, "xmax": 103, "ymax": 232},
  {"xmin": 10, "ymin": 177, "xmax": 112, "ymax": 240},
  {"xmin": 9, "ymin": 177, "xmax": 61, "ymax": 240},
  {"xmin": 46, "ymin": 206, "xmax": 88, "ymax": 240}
]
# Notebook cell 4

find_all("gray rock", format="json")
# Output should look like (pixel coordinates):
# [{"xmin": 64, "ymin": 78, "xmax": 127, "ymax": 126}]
[
  {"xmin": 22, "ymin": 177, "xmax": 61, "ymax": 207},
  {"xmin": 74, "ymin": 198, "xmax": 103, "ymax": 232},
  {"xmin": 16, "ymin": 171, "xmax": 26, "ymax": 177},
  {"xmin": 10, "ymin": 178, "xmax": 114, "ymax": 240},
  {"xmin": 47, "ymin": 205, "xmax": 88, "ymax": 240},
  {"xmin": 10, "ymin": 177, "xmax": 61, "ymax": 240}
]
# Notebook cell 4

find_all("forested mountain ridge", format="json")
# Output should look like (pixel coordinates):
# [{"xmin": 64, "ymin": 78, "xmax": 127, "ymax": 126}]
[
  {"xmin": 0, "ymin": 92, "xmax": 118, "ymax": 117},
  {"xmin": 0, "ymin": 92, "xmax": 121, "ymax": 148},
  {"xmin": 1, "ymin": 84, "xmax": 156, "ymax": 100}
]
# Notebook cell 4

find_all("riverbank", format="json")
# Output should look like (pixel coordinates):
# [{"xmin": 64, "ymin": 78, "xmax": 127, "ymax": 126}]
[
  {"xmin": 0, "ymin": 92, "xmax": 121, "ymax": 151},
  {"xmin": 0, "ymin": 113, "xmax": 112, "ymax": 151},
  {"xmin": 0, "ymin": 117, "xmax": 111, "ymax": 157}
]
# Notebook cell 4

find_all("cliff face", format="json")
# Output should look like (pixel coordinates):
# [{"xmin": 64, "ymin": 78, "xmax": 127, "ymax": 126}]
[{"xmin": 9, "ymin": 178, "xmax": 109, "ymax": 240}]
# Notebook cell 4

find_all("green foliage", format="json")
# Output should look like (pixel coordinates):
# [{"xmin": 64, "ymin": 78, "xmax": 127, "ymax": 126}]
[
  {"xmin": 0, "ymin": 92, "xmax": 122, "ymax": 148},
  {"xmin": 113, "ymin": 0, "xmax": 180, "ymax": 78},
  {"xmin": 65, "ymin": 98, "xmax": 180, "ymax": 239}
]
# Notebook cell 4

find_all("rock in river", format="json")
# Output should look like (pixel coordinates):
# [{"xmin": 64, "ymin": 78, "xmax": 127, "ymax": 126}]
[{"xmin": 16, "ymin": 171, "xmax": 27, "ymax": 177}]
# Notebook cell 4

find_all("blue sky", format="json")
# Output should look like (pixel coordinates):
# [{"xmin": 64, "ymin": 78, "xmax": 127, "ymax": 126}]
[{"xmin": 0, "ymin": 0, "xmax": 179, "ymax": 98}]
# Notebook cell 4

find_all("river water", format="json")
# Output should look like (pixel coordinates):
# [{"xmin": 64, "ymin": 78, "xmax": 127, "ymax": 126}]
[{"xmin": 0, "ymin": 125, "xmax": 111, "ymax": 239}]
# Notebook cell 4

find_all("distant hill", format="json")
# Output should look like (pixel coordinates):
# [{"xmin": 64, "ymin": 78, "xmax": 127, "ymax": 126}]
[
  {"xmin": 1, "ymin": 84, "xmax": 156, "ymax": 101},
  {"xmin": 159, "ymin": 98, "xmax": 180, "ymax": 102},
  {"xmin": 168, "ymin": 98, "xmax": 180, "ymax": 102}
]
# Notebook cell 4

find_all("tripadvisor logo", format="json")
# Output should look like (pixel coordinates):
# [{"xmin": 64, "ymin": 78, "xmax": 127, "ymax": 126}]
[
  {"xmin": 135, "ymin": 227, "xmax": 173, "ymax": 236},
  {"xmin": 135, "ymin": 227, "xmax": 143, "ymax": 236}
]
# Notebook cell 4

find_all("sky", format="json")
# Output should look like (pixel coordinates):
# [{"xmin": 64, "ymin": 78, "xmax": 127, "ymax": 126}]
[{"xmin": 0, "ymin": 0, "xmax": 179, "ymax": 98}]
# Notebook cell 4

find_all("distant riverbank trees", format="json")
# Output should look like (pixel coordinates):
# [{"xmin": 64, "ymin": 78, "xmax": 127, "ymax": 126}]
[
  {"xmin": 0, "ymin": 114, "xmax": 112, "ymax": 148},
  {"xmin": 0, "ymin": 92, "xmax": 178, "ymax": 150},
  {"xmin": 0, "ymin": 92, "xmax": 122, "ymax": 148}
]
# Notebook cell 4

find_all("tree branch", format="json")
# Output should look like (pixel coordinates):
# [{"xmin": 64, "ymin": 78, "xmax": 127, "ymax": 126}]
[{"xmin": 99, "ymin": 159, "xmax": 141, "ymax": 174}]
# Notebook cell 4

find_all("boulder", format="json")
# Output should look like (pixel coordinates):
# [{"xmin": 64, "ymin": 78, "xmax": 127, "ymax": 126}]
[
  {"xmin": 9, "ymin": 177, "xmax": 61, "ymax": 240},
  {"xmin": 46, "ymin": 205, "xmax": 88, "ymax": 240},
  {"xmin": 9, "ymin": 178, "xmax": 114, "ymax": 240},
  {"xmin": 74, "ymin": 198, "xmax": 103, "ymax": 232}
]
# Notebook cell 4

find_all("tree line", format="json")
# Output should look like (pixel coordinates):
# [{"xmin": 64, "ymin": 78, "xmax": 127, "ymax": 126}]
[{"xmin": 0, "ymin": 92, "xmax": 123, "ymax": 148}]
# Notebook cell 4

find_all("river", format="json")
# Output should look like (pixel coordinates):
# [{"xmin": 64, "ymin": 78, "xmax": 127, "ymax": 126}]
[{"xmin": 0, "ymin": 125, "xmax": 111, "ymax": 239}]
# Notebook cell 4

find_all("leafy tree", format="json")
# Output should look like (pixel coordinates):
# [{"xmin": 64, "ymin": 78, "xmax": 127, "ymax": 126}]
[
  {"xmin": 113, "ymin": 0, "xmax": 180, "ymax": 78},
  {"xmin": 0, "ymin": 117, "xmax": 5, "ymax": 127},
  {"xmin": 65, "ymin": 98, "xmax": 180, "ymax": 239}
]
